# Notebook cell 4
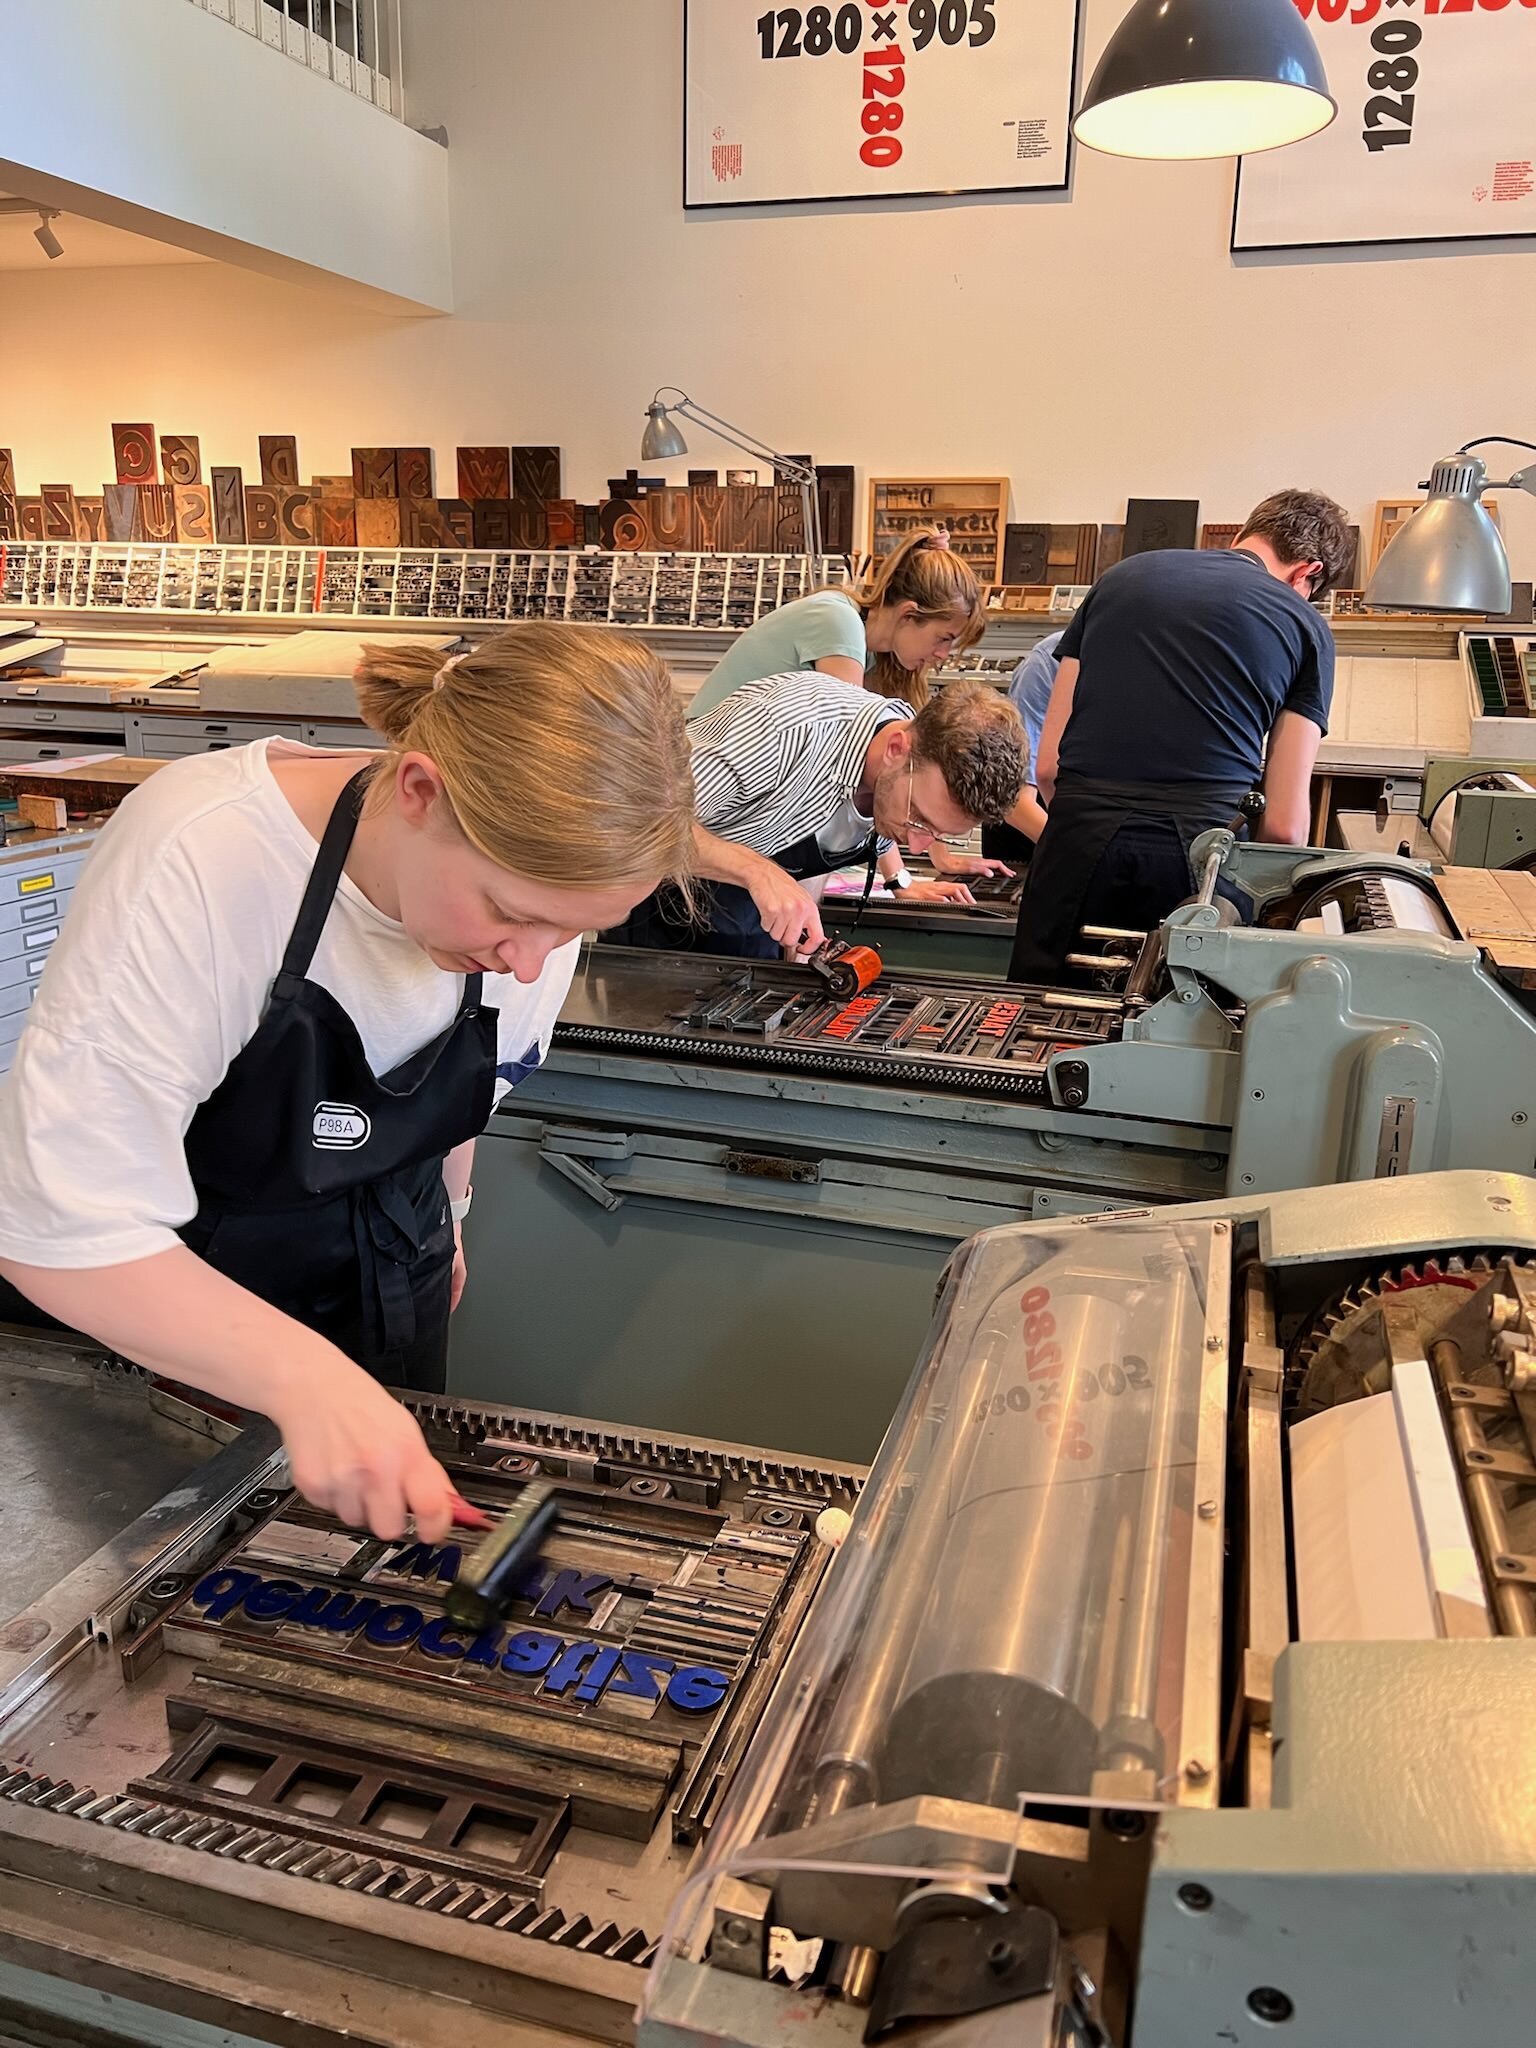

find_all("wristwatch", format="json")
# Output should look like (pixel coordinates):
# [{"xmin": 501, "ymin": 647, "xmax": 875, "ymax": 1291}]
[
  {"xmin": 889, "ymin": 868, "xmax": 914, "ymax": 892},
  {"xmin": 450, "ymin": 1186, "xmax": 474, "ymax": 1224}
]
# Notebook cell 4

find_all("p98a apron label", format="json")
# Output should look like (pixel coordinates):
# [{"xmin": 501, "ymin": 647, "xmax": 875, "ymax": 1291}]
[{"xmin": 312, "ymin": 1101, "xmax": 372, "ymax": 1151}]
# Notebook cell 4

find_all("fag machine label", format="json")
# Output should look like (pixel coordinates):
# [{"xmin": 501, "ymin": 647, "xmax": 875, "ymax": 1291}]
[{"xmin": 189, "ymin": 1542, "xmax": 732, "ymax": 1717}]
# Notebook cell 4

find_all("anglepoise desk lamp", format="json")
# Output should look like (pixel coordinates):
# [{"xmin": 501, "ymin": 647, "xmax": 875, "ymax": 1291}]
[{"xmin": 641, "ymin": 389, "xmax": 823, "ymax": 562}]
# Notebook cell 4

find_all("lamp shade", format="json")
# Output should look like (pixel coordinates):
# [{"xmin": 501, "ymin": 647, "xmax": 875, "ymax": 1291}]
[
  {"xmin": 641, "ymin": 403, "xmax": 689, "ymax": 463},
  {"xmin": 1074, "ymin": 0, "xmax": 1335, "ymax": 160},
  {"xmin": 1366, "ymin": 457, "xmax": 1513, "ymax": 616}
]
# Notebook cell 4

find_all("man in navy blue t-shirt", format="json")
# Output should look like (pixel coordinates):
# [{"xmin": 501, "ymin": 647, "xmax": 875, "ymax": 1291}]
[{"xmin": 1007, "ymin": 489, "xmax": 1353, "ymax": 986}]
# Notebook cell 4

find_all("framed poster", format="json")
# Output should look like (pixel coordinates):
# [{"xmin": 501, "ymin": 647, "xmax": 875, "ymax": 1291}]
[
  {"xmin": 868, "ymin": 477, "xmax": 1008, "ymax": 580},
  {"xmin": 1234, "ymin": 3, "xmax": 1536, "ymax": 252},
  {"xmin": 685, "ymin": 0, "xmax": 1082, "ymax": 208}
]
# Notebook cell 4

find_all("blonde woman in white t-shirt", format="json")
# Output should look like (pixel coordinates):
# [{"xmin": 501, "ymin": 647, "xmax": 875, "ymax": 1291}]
[{"xmin": 0, "ymin": 626, "xmax": 694, "ymax": 1545}]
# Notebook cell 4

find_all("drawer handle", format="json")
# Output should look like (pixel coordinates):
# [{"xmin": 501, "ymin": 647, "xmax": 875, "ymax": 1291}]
[
  {"xmin": 34, "ymin": 711, "xmax": 57, "ymax": 723},
  {"xmin": 202, "ymin": 724, "xmax": 230, "ymax": 735}
]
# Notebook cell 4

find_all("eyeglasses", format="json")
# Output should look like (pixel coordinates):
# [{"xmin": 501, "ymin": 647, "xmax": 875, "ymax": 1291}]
[{"xmin": 895, "ymin": 758, "xmax": 973, "ymax": 848}]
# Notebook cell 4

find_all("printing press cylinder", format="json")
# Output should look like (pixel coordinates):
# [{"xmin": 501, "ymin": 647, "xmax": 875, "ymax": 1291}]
[{"xmin": 810, "ymin": 1225, "xmax": 1211, "ymax": 1816}]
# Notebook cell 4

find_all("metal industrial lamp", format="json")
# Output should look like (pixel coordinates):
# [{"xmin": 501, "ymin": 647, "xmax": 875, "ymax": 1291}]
[
  {"xmin": 641, "ymin": 388, "xmax": 823, "ymax": 560},
  {"xmin": 1074, "ymin": 0, "xmax": 1335, "ymax": 160},
  {"xmin": 1367, "ymin": 442, "xmax": 1536, "ymax": 616}
]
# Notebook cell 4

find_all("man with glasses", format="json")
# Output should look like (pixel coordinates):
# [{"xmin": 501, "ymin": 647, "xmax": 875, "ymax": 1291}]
[
  {"xmin": 1008, "ymin": 489, "xmax": 1353, "ymax": 987},
  {"xmin": 608, "ymin": 674, "xmax": 1027, "ymax": 958}
]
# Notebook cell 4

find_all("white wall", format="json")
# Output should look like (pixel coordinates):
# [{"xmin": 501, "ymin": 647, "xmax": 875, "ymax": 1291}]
[
  {"xmin": 2, "ymin": 0, "xmax": 1533, "ymax": 568},
  {"xmin": 2, "ymin": 0, "xmax": 451, "ymax": 311}
]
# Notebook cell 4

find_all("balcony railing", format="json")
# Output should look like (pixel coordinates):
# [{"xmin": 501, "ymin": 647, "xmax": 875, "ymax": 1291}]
[{"xmin": 184, "ymin": 0, "xmax": 403, "ymax": 119}]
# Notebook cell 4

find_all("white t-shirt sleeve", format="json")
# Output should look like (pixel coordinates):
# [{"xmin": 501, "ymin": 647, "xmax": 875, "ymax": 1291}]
[
  {"xmin": 0, "ymin": 835, "xmax": 244, "ymax": 1268},
  {"xmin": 486, "ymin": 937, "xmax": 579, "ymax": 1100}
]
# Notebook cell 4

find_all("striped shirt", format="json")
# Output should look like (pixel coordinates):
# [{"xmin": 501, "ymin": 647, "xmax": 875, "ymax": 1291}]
[{"xmin": 689, "ymin": 672, "xmax": 912, "ymax": 860}]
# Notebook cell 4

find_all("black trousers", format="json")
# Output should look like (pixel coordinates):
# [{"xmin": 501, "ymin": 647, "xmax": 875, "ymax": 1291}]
[
  {"xmin": 1010, "ymin": 815, "xmax": 1199, "ymax": 988},
  {"xmin": 981, "ymin": 819, "xmax": 1036, "ymax": 867}
]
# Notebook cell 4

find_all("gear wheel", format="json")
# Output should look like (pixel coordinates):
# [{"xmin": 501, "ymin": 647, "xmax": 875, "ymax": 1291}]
[{"xmin": 1290, "ymin": 1252, "xmax": 1535, "ymax": 1416}]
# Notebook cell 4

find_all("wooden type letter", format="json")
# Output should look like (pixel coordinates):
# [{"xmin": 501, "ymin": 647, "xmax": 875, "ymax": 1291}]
[
  {"xmin": 17, "ymin": 498, "xmax": 45, "ymax": 540},
  {"xmin": 649, "ymin": 488, "xmax": 694, "ymax": 552},
  {"xmin": 75, "ymin": 497, "xmax": 106, "ymax": 541},
  {"xmin": 1123, "ymin": 499, "xmax": 1199, "ymax": 557},
  {"xmin": 734, "ymin": 485, "xmax": 777, "ymax": 554},
  {"xmin": 352, "ymin": 449, "xmax": 399, "ymax": 500},
  {"xmin": 0, "ymin": 497, "xmax": 18, "ymax": 541},
  {"xmin": 355, "ymin": 498, "xmax": 402, "ymax": 547},
  {"xmin": 103, "ymin": 485, "xmax": 140, "ymax": 542},
  {"xmin": 1049, "ymin": 524, "xmax": 1099, "ymax": 585},
  {"xmin": 687, "ymin": 469, "xmax": 719, "ymax": 488},
  {"xmin": 544, "ymin": 499, "xmax": 582, "ymax": 550},
  {"xmin": 508, "ymin": 499, "xmax": 549, "ymax": 548},
  {"xmin": 138, "ymin": 485, "xmax": 177, "ymax": 542},
  {"xmin": 276, "ymin": 488, "xmax": 316, "ymax": 543},
  {"xmin": 160, "ymin": 435, "xmax": 202, "ymax": 487},
  {"xmin": 112, "ymin": 424, "xmax": 157, "ymax": 485},
  {"xmin": 399, "ymin": 496, "xmax": 446, "ymax": 547},
  {"xmin": 244, "ymin": 487, "xmax": 281, "ymax": 544},
  {"xmin": 259, "ymin": 435, "xmax": 300, "ymax": 488},
  {"xmin": 312, "ymin": 474, "xmax": 355, "ymax": 501},
  {"xmin": 211, "ymin": 467, "xmax": 246, "ymax": 544},
  {"xmin": 40, "ymin": 485, "xmax": 78, "ymax": 539},
  {"xmin": 457, "ymin": 447, "xmax": 512, "ymax": 502},
  {"xmin": 689, "ymin": 477, "xmax": 726, "ymax": 553},
  {"xmin": 174, "ymin": 485, "xmax": 214, "ymax": 542},
  {"xmin": 1097, "ymin": 526, "xmax": 1125, "ymax": 574},
  {"xmin": 581, "ymin": 505, "xmax": 603, "ymax": 547},
  {"xmin": 817, "ymin": 466, "xmax": 856, "ymax": 556},
  {"xmin": 472, "ymin": 498, "xmax": 514, "ymax": 549},
  {"xmin": 0, "ymin": 449, "xmax": 14, "ymax": 495},
  {"xmin": 439, "ymin": 498, "xmax": 475, "ymax": 548},
  {"xmin": 1003, "ymin": 525, "xmax": 1051, "ymax": 585},
  {"xmin": 1199, "ymin": 524, "xmax": 1240, "ymax": 551},
  {"xmin": 315, "ymin": 496, "xmax": 357, "ymax": 547},
  {"xmin": 395, "ymin": 447, "xmax": 434, "ymax": 500},
  {"xmin": 513, "ymin": 447, "xmax": 561, "ymax": 502},
  {"xmin": 775, "ymin": 480, "xmax": 807, "ymax": 556},
  {"xmin": 600, "ymin": 499, "xmax": 651, "ymax": 552}
]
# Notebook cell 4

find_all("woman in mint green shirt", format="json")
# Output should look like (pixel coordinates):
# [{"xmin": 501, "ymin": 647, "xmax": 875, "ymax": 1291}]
[
  {"xmin": 689, "ymin": 530, "xmax": 1011, "ymax": 891},
  {"xmin": 689, "ymin": 529, "xmax": 983, "ymax": 720}
]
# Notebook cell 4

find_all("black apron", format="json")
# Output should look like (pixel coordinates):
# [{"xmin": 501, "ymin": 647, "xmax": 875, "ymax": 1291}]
[
  {"xmin": 176, "ymin": 771, "xmax": 499, "ymax": 1392},
  {"xmin": 607, "ymin": 826, "xmax": 878, "ymax": 959},
  {"xmin": 1008, "ymin": 772, "xmax": 1248, "ymax": 987}
]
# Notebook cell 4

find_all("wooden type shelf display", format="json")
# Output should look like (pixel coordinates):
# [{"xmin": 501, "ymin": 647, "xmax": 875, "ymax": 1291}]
[
  {"xmin": 868, "ymin": 477, "xmax": 1008, "ymax": 582},
  {"xmin": 0, "ymin": 541, "xmax": 852, "ymax": 628}
]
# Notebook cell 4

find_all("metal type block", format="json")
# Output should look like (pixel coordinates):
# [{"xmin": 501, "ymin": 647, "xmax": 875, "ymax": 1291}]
[
  {"xmin": 513, "ymin": 447, "xmax": 561, "ymax": 502},
  {"xmin": 394, "ymin": 446, "xmax": 434, "ymax": 499},
  {"xmin": 173, "ymin": 485, "xmax": 213, "ymax": 543},
  {"xmin": 352, "ymin": 447, "xmax": 399, "ymax": 499},
  {"xmin": 211, "ymin": 466, "xmax": 246, "ymax": 543},
  {"xmin": 0, "ymin": 447, "xmax": 14, "ymax": 494},
  {"xmin": 258, "ymin": 434, "xmax": 300, "ymax": 488},
  {"xmin": 111, "ymin": 423, "xmax": 157, "ymax": 484},
  {"xmin": 457, "ymin": 446, "xmax": 513, "ymax": 501},
  {"xmin": 39, "ymin": 484, "xmax": 77, "ymax": 539},
  {"xmin": 159, "ymin": 435, "xmax": 201, "ymax": 487}
]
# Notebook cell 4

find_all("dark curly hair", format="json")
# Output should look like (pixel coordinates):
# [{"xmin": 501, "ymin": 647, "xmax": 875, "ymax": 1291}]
[
  {"xmin": 910, "ymin": 681, "xmax": 1027, "ymax": 822},
  {"xmin": 1238, "ymin": 489, "xmax": 1355, "ymax": 599}
]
